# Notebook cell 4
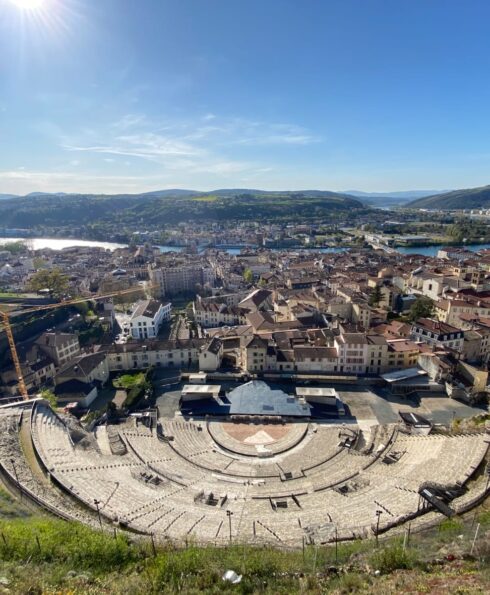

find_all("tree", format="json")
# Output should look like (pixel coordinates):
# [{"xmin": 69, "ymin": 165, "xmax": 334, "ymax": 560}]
[
  {"xmin": 40, "ymin": 388, "xmax": 57, "ymax": 408},
  {"xmin": 2, "ymin": 241, "xmax": 25, "ymax": 255},
  {"xmin": 243, "ymin": 268, "xmax": 254, "ymax": 284},
  {"xmin": 369, "ymin": 285, "xmax": 382, "ymax": 307},
  {"xmin": 28, "ymin": 268, "xmax": 69, "ymax": 298},
  {"xmin": 408, "ymin": 296, "xmax": 434, "ymax": 322},
  {"xmin": 73, "ymin": 301, "xmax": 91, "ymax": 320}
]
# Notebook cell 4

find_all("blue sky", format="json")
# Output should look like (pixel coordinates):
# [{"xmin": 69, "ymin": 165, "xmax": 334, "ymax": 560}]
[{"xmin": 1, "ymin": 0, "xmax": 490, "ymax": 195}]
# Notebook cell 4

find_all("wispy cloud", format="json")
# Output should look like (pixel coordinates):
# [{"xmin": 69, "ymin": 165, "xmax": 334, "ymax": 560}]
[
  {"xmin": 64, "ymin": 132, "xmax": 203, "ymax": 161},
  {"xmin": 230, "ymin": 122, "xmax": 320, "ymax": 146},
  {"xmin": 0, "ymin": 169, "xmax": 181, "ymax": 194},
  {"xmin": 61, "ymin": 113, "xmax": 320, "ymax": 180},
  {"xmin": 112, "ymin": 113, "xmax": 148, "ymax": 130}
]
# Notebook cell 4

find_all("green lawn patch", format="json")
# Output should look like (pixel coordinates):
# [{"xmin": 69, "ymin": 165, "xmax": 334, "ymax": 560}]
[{"xmin": 113, "ymin": 372, "xmax": 146, "ymax": 390}]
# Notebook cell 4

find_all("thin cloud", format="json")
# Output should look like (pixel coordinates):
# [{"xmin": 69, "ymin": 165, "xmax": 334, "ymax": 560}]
[{"xmin": 57, "ymin": 113, "xmax": 319, "ymax": 188}]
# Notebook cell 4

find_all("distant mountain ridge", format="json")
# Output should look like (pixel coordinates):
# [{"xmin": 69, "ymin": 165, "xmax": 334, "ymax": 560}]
[
  {"xmin": 2, "ymin": 188, "xmax": 360, "ymax": 200},
  {"xmin": 407, "ymin": 185, "xmax": 490, "ymax": 209},
  {"xmin": 346, "ymin": 189, "xmax": 450, "ymax": 200},
  {"xmin": 0, "ymin": 188, "xmax": 365, "ymax": 228}
]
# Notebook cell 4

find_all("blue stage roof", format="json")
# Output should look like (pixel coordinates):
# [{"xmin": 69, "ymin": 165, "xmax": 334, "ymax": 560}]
[{"xmin": 228, "ymin": 381, "xmax": 311, "ymax": 417}]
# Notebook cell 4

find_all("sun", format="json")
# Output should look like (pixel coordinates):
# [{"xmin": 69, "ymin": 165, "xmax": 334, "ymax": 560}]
[{"xmin": 9, "ymin": 0, "xmax": 45, "ymax": 9}]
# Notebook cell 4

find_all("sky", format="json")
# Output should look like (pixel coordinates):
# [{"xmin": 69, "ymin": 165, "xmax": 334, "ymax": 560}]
[{"xmin": 1, "ymin": 0, "xmax": 490, "ymax": 195}]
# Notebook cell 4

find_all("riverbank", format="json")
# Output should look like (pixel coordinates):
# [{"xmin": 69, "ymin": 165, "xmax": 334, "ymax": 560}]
[{"xmin": 3, "ymin": 236, "xmax": 490, "ymax": 257}]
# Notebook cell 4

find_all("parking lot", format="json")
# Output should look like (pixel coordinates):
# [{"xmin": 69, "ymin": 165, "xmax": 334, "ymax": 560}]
[{"xmin": 338, "ymin": 387, "xmax": 488, "ymax": 427}]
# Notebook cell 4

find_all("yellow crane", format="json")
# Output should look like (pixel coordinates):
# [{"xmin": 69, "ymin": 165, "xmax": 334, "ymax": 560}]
[{"xmin": 0, "ymin": 284, "xmax": 155, "ymax": 400}]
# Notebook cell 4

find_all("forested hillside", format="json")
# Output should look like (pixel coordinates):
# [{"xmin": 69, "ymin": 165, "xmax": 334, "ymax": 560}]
[{"xmin": 0, "ymin": 190, "xmax": 364, "ymax": 228}]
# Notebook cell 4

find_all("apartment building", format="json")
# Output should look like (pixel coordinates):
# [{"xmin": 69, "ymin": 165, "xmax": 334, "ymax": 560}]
[
  {"xmin": 108, "ymin": 339, "xmax": 205, "ymax": 371},
  {"xmin": 334, "ymin": 333, "xmax": 368, "ymax": 374},
  {"xmin": 35, "ymin": 332, "xmax": 81, "ymax": 367},
  {"xmin": 411, "ymin": 318, "xmax": 464, "ymax": 352},
  {"xmin": 193, "ymin": 301, "xmax": 244, "ymax": 328},
  {"xmin": 149, "ymin": 264, "xmax": 215, "ymax": 297},
  {"xmin": 436, "ymin": 297, "xmax": 490, "ymax": 326},
  {"xmin": 130, "ymin": 299, "xmax": 171, "ymax": 340}
]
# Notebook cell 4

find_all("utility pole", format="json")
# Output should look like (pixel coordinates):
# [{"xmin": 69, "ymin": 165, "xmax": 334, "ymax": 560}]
[
  {"xmin": 226, "ymin": 510, "xmax": 233, "ymax": 544},
  {"xmin": 94, "ymin": 499, "xmax": 102, "ymax": 529},
  {"xmin": 375, "ymin": 510, "xmax": 383, "ymax": 547}
]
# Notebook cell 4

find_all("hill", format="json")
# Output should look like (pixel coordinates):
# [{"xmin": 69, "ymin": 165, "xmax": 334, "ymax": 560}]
[
  {"xmin": 0, "ymin": 189, "xmax": 364, "ymax": 228},
  {"xmin": 407, "ymin": 184, "xmax": 490, "ymax": 210}
]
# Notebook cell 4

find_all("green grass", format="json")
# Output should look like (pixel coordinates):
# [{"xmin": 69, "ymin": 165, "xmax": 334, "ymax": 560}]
[
  {"xmin": 0, "ymin": 517, "xmax": 137, "ymax": 570},
  {"xmin": 113, "ymin": 372, "xmax": 146, "ymax": 389},
  {"xmin": 0, "ymin": 512, "xmax": 487, "ymax": 594},
  {"xmin": 0, "ymin": 486, "xmax": 31, "ymax": 520},
  {"xmin": 370, "ymin": 543, "xmax": 421, "ymax": 574},
  {"xmin": 0, "ymin": 485, "xmax": 489, "ymax": 593},
  {"xmin": 192, "ymin": 195, "xmax": 219, "ymax": 202}
]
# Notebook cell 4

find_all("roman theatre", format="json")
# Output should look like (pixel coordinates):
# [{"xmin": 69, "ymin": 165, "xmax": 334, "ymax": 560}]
[{"xmin": 0, "ymin": 382, "xmax": 488, "ymax": 546}]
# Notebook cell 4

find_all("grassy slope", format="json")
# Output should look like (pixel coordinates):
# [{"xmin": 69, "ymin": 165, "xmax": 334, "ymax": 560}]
[
  {"xmin": 408, "ymin": 184, "xmax": 490, "ymax": 209},
  {"xmin": 0, "ymin": 485, "xmax": 489, "ymax": 594}
]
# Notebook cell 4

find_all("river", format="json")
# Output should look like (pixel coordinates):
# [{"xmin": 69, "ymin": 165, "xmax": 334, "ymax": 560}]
[
  {"xmin": 0, "ymin": 237, "xmax": 127, "ymax": 251},
  {"xmin": 396, "ymin": 243, "xmax": 490, "ymax": 257},
  {"xmin": 2, "ymin": 237, "xmax": 490, "ymax": 257},
  {"xmin": 0, "ymin": 237, "xmax": 346, "ymax": 254}
]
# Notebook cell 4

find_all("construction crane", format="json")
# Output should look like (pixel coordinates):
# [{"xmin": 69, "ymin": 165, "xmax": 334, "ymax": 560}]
[{"xmin": 0, "ymin": 284, "xmax": 156, "ymax": 401}]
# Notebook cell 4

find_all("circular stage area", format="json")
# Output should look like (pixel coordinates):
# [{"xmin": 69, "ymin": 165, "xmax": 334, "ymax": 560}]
[{"xmin": 208, "ymin": 421, "xmax": 308, "ymax": 456}]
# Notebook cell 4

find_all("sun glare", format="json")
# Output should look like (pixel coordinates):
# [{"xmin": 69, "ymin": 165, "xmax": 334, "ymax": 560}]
[{"xmin": 9, "ymin": 0, "xmax": 45, "ymax": 9}]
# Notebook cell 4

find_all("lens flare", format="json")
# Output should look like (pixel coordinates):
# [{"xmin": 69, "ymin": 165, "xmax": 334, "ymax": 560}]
[{"xmin": 9, "ymin": 0, "xmax": 45, "ymax": 9}]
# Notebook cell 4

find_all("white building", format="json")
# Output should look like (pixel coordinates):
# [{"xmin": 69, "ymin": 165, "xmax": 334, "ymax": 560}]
[
  {"xmin": 199, "ymin": 338, "xmax": 223, "ymax": 371},
  {"xmin": 410, "ymin": 318, "xmax": 464, "ymax": 352},
  {"xmin": 334, "ymin": 333, "xmax": 369, "ymax": 374},
  {"xmin": 193, "ymin": 301, "xmax": 244, "ymax": 328},
  {"xmin": 108, "ymin": 339, "xmax": 205, "ymax": 371},
  {"xmin": 130, "ymin": 299, "xmax": 171, "ymax": 340}
]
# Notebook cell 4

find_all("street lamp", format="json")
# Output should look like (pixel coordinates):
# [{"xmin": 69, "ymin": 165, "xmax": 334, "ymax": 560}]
[
  {"xmin": 375, "ymin": 510, "xmax": 383, "ymax": 546},
  {"xmin": 226, "ymin": 510, "xmax": 233, "ymax": 544},
  {"xmin": 94, "ymin": 498, "xmax": 102, "ymax": 529}
]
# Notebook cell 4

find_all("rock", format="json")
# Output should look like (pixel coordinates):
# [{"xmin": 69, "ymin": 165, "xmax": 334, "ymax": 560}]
[{"xmin": 0, "ymin": 577, "xmax": 10, "ymax": 586}]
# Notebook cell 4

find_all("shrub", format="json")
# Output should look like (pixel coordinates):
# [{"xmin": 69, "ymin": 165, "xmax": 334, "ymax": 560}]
[
  {"xmin": 438, "ymin": 517, "xmax": 463, "ymax": 535},
  {"xmin": 370, "ymin": 544, "xmax": 419, "ymax": 574}
]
